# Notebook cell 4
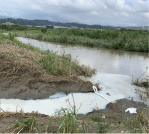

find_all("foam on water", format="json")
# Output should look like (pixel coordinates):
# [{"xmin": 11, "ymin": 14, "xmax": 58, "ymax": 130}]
[
  {"xmin": 49, "ymin": 92, "xmax": 67, "ymax": 99},
  {"xmin": 1, "ymin": 73, "xmax": 148, "ymax": 116},
  {"xmin": 1, "ymin": 36, "xmax": 148, "ymax": 116},
  {"xmin": 1, "ymin": 92, "xmax": 124, "ymax": 116}
]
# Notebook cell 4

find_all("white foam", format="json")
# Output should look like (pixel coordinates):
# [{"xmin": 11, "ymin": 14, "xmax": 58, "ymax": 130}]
[
  {"xmin": 0, "ymin": 91, "xmax": 125, "ymax": 116},
  {"xmin": 49, "ymin": 92, "xmax": 67, "ymax": 99},
  {"xmin": 1, "ymin": 73, "xmax": 148, "ymax": 116},
  {"xmin": 1, "ymin": 37, "xmax": 148, "ymax": 116}
]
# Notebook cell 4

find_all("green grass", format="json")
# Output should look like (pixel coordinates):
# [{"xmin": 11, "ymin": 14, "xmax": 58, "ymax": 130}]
[
  {"xmin": 39, "ymin": 52, "xmax": 94, "ymax": 76},
  {"xmin": 56, "ymin": 108, "xmax": 78, "ymax": 133},
  {"xmin": 55, "ymin": 95, "xmax": 78, "ymax": 133},
  {"xmin": 0, "ymin": 32, "xmax": 95, "ymax": 77},
  {"xmin": 14, "ymin": 116, "xmax": 38, "ymax": 133},
  {"xmin": 4, "ymin": 27, "xmax": 149, "ymax": 52}
]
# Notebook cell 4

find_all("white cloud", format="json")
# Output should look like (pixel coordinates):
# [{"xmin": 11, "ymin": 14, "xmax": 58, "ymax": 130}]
[
  {"xmin": 121, "ymin": 12, "xmax": 129, "ymax": 17},
  {"xmin": 0, "ymin": 0, "xmax": 148, "ymax": 26}
]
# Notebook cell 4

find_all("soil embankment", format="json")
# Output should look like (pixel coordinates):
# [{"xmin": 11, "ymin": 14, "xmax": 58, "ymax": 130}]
[
  {"xmin": 0, "ymin": 40, "xmax": 93, "ymax": 99},
  {"xmin": 0, "ymin": 34, "xmax": 149, "ymax": 133},
  {"xmin": 0, "ymin": 76, "xmax": 93, "ymax": 100}
]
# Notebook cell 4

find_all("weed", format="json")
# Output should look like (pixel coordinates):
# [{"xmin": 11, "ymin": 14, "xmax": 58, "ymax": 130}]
[
  {"xmin": 14, "ymin": 116, "xmax": 38, "ymax": 133},
  {"xmin": 91, "ymin": 116, "xmax": 110, "ymax": 133},
  {"xmin": 8, "ymin": 33, "xmax": 14, "ymax": 40},
  {"xmin": 55, "ymin": 94, "xmax": 79, "ymax": 133},
  {"xmin": 6, "ymin": 51, "xmax": 13, "ymax": 56},
  {"xmin": 56, "ymin": 108, "xmax": 78, "ymax": 133},
  {"xmin": 120, "ymin": 111, "xmax": 149, "ymax": 133}
]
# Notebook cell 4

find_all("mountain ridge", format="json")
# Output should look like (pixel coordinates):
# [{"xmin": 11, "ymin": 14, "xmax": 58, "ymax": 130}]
[{"xmin": 0, "ymin": 17, "xmax": 119, "ymax": 29}]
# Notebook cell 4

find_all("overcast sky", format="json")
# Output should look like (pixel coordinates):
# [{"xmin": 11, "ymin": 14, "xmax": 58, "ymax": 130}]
[{"xmin": 0, "ymin": 0, "xmax": 148, "ymax": 26}]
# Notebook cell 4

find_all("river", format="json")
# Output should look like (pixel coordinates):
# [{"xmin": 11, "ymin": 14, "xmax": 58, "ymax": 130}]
[{"xmin": 1, "ymin": 37, "xmax": 149, "ymax": 115}]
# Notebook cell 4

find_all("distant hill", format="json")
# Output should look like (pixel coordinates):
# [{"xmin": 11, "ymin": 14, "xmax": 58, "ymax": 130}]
[
  {"xmin": 0, "ymin": 18, "xmax": 119, "ymax": 29},
  {"xmin": 0, "ymin": 15, "xmax": 7, "ymax": 19}
]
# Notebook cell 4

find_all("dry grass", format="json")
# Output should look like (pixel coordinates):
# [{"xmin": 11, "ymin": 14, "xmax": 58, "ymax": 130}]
[
  {"xmin": 0, "ymin": 34, "xmax": 94, "ymax": 100},
  {"xmin": 0, "ymin": 40, "xmax": 42, "ymax": 65},
  {"xmin": 0, "ymin": 37, "xmax": 95, "ymax": 78},
  {"xmin": 132, "ymin": 67, "xmax": 149, "ymax": 101},
  {"xmin": 0, "ymin": 106, "xmax": 149, "ymax": 133}
]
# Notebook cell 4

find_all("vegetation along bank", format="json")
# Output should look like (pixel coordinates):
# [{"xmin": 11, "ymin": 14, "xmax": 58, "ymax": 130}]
[
  {"xmin": 0, "ymin": 32, "xmax": 95, "ymax": 99},
  {"xmin": 0, "ymin": 24, "xmax": 148, "ymax": 52},
  {"xmin": 0, "ymin": 25, "xmax": 149, "ymax": 133}
]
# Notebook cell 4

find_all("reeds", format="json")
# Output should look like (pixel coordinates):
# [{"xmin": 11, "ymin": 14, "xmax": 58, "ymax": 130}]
[{"xmin": 6, "ymin": 27, "xmax": 149, "ymax": 52}]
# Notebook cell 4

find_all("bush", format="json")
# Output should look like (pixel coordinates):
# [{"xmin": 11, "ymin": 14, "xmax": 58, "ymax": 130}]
[{"xmin": 41, "ymin": 28, "xmax": 47, "ymax": 33}]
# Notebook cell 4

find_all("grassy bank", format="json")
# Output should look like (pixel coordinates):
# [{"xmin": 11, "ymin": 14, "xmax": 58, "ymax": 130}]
[
  {"xmin": 1, "ymin": 24, "xmax": 148, "ymax": 52},
  {"xmin": 0, "ymin": 32, "xmax": 95, "ymax": 77}
]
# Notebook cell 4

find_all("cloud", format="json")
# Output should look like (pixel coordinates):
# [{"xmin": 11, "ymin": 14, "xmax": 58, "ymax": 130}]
[{"xmin": 0, "ymin": 0, "xmax": 148, "ymax": 26}]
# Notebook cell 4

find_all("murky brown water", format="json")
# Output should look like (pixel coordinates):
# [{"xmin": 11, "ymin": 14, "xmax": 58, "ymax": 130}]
[
  {"xmin": 17, "ymin": 37, "xmax": 149, "ymax": 79},
  {"xmin": 1, "ymin": 36, "xmax": 149, "ymax": 116}
]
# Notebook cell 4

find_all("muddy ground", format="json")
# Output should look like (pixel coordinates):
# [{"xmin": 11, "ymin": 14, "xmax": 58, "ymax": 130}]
[
  {"xmin": 87, "ymin": 98, "xmax": 148, "ymax": 118},
  {"xmin": 0, "ymin": 39, "xmax": 148, "ymax": 133},
  {"xmin": 0, "ymin": 41, "xmax": 94, "ymax": 99},
  {"xmin": 0, "ymin": 75, "xmax": 93, "ymax": 100},
  {"xmin": 0, "ymin": 99, "xmax": 148, "ymax": 133}
]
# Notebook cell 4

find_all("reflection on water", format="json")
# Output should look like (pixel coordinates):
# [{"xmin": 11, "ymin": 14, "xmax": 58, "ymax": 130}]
[
  {"xmin": 17, "ymin": 37, "xmax": 149, "ymax": 78},
  {"xmin": 1, "ymin": 36, "xmax": 148, "ymax": 116}
]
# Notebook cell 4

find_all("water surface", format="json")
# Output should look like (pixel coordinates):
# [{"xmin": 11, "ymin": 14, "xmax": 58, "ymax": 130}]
[
  {"xmin": 17, "ymin": 37, "xmax": 149, "ymax": 78},
  {"xmin": 1, "ymin": 36, "xmax": 149, "ymax": 116}
]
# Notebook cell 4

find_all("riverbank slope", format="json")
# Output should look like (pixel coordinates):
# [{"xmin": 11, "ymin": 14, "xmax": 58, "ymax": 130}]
[
  {"xmin": 0, "ymin": 32, "xmax": 149, "ymax": 133},
  {"xmin": 0, "ymin": 33, "xmax": 95, "ymax": 99}
]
